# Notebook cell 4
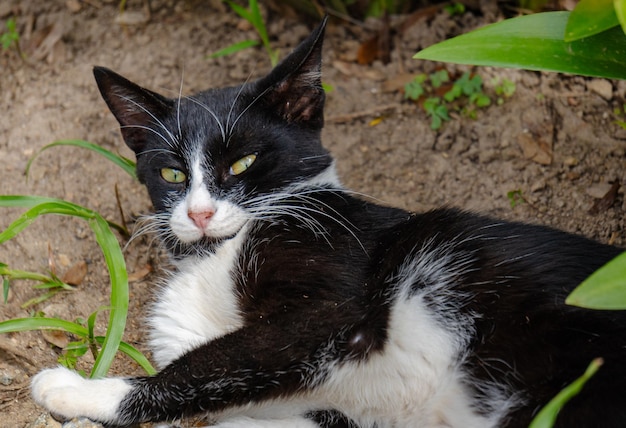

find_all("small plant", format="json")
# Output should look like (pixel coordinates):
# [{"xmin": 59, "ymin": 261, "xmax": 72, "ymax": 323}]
[
  {"xmin": 1, "ymin": 17, "xmax": 24, "ymax": 59},
  {"xmin": 404, "ymin": 70, "xmax": 499, "ymax": 130},
  {"xmin": 492, "ymin": 78, "xmax": 517, "ymax": 105},
  {"xmin": 506, "ymin": 189, "xmax": 526, "ymax": 208},
  {"xmin": 444, "ymin": 2, "xmax": 466, "ymax": 16},
  {"xmin": 0, "ymin": 143, "xmax": 154, "ymax": 378},
  {"xmin": 210, "ymin": 0, "xmax": 279, "ymax": 67},
  {"xmin": 422, "ymin": 97, "xmax": 450, "ymax": 130},
  {"xmin": 1, "ymin": 262, "xmax": 74, "ymax": 307}
]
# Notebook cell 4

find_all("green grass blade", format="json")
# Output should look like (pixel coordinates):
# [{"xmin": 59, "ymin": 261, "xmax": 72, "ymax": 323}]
[
  {"xmin": 0, "ymin": 195, "xmax": 128, "ymax": 236},
  {"xmin": 565, "ymin": 0, "xmax": 618, "ymax": 42},
  {"xmin": 0, "ymin": 317, "xmax": 88, "ymax": 337},
  {"xmin": 248, "ymin": 0, "xmax": 269, "ymax": 47},
  {"xmin": 94, "ymin": 337, "xmax": 156, "ymax": 375},
  {"xmin": 26, "ymin": 139, "xmax": 136, "ymax": 180},
  {"xmin": 414, "ymin": 12, "xmax": 626, "ymax": 80},
  {"xmin": 208, "ymin": 39, "xmax": 260, "ymax": 59},
  {"xmin": 86, "ymin": 213, "xmax": 128, "ymax": 378},
  {"xmin": 0, "ymin": 201, "xmax": 91, "ymax": 244},
  {"xmin": 224, "ymin": 0, "xmax": 252, "ymax": 22},
  {"xmin": 529, "ymin": 358, "xmax": 603, "ymax": 428},
  {"xmin": 566, "ymin": 252, "xmax": 626, "ymax": 309}
]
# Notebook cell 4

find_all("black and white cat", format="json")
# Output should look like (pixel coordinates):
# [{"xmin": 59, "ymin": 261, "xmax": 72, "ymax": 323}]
[{"xmin": 32, "ymin": 17, "xmax": 626, "ymax": 428}]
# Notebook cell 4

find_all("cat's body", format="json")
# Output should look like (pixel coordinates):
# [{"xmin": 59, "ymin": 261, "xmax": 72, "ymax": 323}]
[{"xmin": 32, "ymin": 18, "xmax": 626, "ymax": 428}]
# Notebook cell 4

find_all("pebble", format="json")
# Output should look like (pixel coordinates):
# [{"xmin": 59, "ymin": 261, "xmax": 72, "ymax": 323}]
[
  {"xmin": 26, "ymin": 414, "xmax": 62, "ymax": 428},
  {"xmin": 587, "ymin": 79, "xmax": 613, "ymax": 100},
  {"xmin": 63, "ymin": 418, "xmax": 105, "ymax": 428},
  {"xmin": 586, "ymin": 182, "xmax": 613, "ymax": 199}
]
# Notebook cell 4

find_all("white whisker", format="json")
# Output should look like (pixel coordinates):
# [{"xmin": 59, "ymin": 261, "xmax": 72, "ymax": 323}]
[{"xmin": 117, "ymin": 95, "xmax": 177, "ymax": 148}]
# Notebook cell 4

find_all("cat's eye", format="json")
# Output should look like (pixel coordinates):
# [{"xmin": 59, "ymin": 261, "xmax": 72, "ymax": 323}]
[
  {"xmin": 160, "ymin": 167, "xmax": 187, "ymax": 184},
  {"xmin": 230, "ymin": 154, "xmax": 257, "ymax": 176}
]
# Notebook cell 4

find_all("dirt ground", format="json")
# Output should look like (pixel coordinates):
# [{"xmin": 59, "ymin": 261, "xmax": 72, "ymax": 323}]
[{"xmin": 0, "ymin": 1, "xmax": 625, "ymax": 427}]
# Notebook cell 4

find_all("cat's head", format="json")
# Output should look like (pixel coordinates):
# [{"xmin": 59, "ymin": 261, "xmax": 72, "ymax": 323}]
[{"xmin": 94, "ymin": 17, "xmax": 337, "ymax": 257}]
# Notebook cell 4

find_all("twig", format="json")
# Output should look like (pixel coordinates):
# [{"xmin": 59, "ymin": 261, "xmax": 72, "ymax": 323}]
[{"xmin": 326, "ymin": 103, "xmax": 406, "ymax": 124}]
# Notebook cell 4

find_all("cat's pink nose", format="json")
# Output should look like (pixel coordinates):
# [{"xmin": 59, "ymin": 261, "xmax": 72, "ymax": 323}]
[{"xmin": 188, "ymin": 209, "xmax": 215, "ymax": 230}]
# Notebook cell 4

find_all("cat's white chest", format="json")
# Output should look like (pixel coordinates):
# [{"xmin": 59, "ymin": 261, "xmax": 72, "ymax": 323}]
[{"xmin": 147, "ymin": 230, "xmax": 247, "ymax": 368}]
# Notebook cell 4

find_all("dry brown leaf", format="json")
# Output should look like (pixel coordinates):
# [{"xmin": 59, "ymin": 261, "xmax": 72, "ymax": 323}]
[
  {"xmin": 62, "ymin": 260, "xmax": 88, "ymax": 286},
  {"xmin": 357, "ymin": 35, "xmax": 379, "ymax": 65},
  {"xmin": 42, "ymin": 330, "xmax": 69, "ymax": 349},
  {"xmin": 128, "ymin": 264, "xmax": 153, "ymax": 282},
  {"xmin": 381, "ymin": 73, "xmax": 415, "ymax": 93},
  {"xmin": 517, "ymin": 132, "xmax": 553, "ymax": 165}
]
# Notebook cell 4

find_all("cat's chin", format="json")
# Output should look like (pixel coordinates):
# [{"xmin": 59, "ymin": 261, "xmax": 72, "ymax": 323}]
[{"xmin": 168, "ymin": 233, "xmax": 239, "ymax": 259}]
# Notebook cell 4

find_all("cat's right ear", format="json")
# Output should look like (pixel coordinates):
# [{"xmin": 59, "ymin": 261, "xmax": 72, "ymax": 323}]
[{"xmin": 93, "ymin": 66, "xmax": 174, "ymax": 154}]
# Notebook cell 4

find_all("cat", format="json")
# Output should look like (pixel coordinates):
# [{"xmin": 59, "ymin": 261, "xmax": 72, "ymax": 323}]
[{"xmin": 32, "ymin": 16, "xmax": 626, "ymax": 428}]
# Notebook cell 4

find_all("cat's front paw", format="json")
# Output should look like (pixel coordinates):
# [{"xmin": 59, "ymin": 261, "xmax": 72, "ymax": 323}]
[{"xmin": 32, "ymin": 366, "xmax": 132, "ymax": 423}]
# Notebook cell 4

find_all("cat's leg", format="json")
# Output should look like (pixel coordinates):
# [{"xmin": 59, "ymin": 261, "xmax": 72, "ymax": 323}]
[
  {"xmin": 32, "ymin": 305, "xmax": 373, "ymax": 426},
  {"xmin": 211, "ymin": 416, "xmax": 319, "ymax": 428}
]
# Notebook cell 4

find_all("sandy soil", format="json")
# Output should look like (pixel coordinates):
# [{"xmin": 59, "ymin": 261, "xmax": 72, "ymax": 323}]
[{"xmin": 0, "ymin": 1, "xmax": 624, "ymax": 427}]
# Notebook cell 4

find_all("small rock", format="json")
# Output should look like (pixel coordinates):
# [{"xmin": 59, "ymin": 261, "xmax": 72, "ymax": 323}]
[
  {"xmin": 26, "ymin": 414, "xmax": 62, "ymax": 428},
  {"xmin": 587, "ymin": 79, "xmax": 613, "ymax": 100},
  {"xmin": 63, "ymin": 418, "xmax": 106, "ymax": 428},
  {"xmin": 563, "ymin": 156, "xmax": 579, "ymax": 167},
  {"xmin": 65, "ymin": 0, "xmax": 82, "ymax": 13},
  {"xmin": 586, "ymin": 182, "xmax": 613, "ymax": 199}
]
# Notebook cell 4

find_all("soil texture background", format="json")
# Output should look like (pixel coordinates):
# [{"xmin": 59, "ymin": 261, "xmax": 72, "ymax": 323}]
[{"xmin": 0, "ymin": 1, "xmax": 625, "ymax": 427}]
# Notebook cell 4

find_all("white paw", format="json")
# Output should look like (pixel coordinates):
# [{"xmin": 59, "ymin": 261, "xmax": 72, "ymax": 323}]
[{"xmin": 31, "ymin": 366, "xmax": 132, "ymax": 423}]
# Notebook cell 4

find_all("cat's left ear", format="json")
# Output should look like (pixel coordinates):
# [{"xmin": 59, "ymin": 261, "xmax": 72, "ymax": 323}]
[
  {"xmin": 93, "ymin": 66, "xmax": 174, "ymax": 154},
  {"xmin": 258, "ymin": 16, "xmax": 328, "ymax": 128}
]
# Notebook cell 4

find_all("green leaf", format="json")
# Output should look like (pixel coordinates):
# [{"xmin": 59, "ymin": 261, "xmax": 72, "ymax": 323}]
[
  {"xmin": 208, "ymin": 39, "xmax": 260, "ymax": 59},
  {"xmin": 616, "ymin": 0, "xmax": 626, "ymax": 34},
  {"xmin": 26, "ymin": 140, "xmax": 136, "ymax": 180},
  {"xmin": 566, "ymin": 251, "xmax": 626, "ymax": 309},
  {"xmin": 529, "ymin": 358, "xmax": 603, "ymax": 428},
  {"xmin": 414, "ymin": 12, "xmax": 626, "ymax": 80},
  {"xmin": 565, "ymin": 0, "xmax": 618, "ymax": 42}
]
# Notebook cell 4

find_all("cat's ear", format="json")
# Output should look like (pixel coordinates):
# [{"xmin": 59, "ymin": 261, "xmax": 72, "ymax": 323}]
[
  {"xmin": 257, "ymin": 16, "xmax": 328, "ymax": 128},
  {"xmin": 93, "ymin": 66, "xmax": 174, "ymax": 153}
]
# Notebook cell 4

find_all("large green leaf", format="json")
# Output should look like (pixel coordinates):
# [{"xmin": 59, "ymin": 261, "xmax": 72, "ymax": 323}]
[
  {"xmin": 616, "ymin": 0, "xmax": 626, "ymax": 34},
  {"xmin": 414, "ymin": 12, "xmax": 626, "ymax": 80},
  {"xmin": 566, "ymin": 252, "xmax": 626, "ymax": 310},
  {"xmin": 565, "ymin": 0, "xmax": 619, "ymax": 42}
]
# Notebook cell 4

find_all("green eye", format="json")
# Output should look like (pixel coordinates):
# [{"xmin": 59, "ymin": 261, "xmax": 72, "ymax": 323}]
[
  {"xmin": 230, "ymin": 154, "xmax": 257, "ymax": 176},
  {"xmin": 160, "ymin": 167, "xmax": 187, "ymax": 184}
]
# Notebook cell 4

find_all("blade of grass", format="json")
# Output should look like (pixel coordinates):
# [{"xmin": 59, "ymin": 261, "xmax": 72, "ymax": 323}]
[
  {"xmin": 0, "ymin": 317, "xmax": 89, "ymax": 336},
  {"xmin": 0, "ymin": 195, "xmax": 128, "ymax": 236},
  {"xmin": 97, "ymin": 338, "xmax": 156, "ymax": 375},
  {"xmin": 25, "ymin": 140, "xmax": 136, "ymax": 180},
  {"xmin": 529, "ymin": 358, "xmax": 603, "ymax": 428},
  {"xmin": 208, "ymin": 39, "xmax": 260, "ymax": 59}
]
